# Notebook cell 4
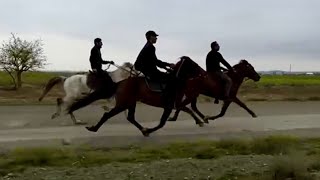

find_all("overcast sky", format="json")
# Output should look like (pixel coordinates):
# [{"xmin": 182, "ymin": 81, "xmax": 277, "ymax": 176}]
[{"xmin": 0, "ymin": 0, "xmax": 319, "ymax": 71}]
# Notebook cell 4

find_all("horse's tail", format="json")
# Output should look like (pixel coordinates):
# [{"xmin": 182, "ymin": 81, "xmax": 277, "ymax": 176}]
[{"xmin": 38, "ymin": 76, "xmax": 67, "ymax": 101}]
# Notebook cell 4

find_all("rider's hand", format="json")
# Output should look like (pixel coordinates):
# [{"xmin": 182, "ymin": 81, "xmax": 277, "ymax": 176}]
[{"xmin": 169, "ymin": 63, "xmax": 175, "ymax": 69}]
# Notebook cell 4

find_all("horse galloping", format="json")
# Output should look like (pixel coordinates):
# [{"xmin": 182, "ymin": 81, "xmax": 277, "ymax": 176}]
[
  {"xmin": 67, "ymin": 56, "xmax": 212, "ymax": 136},
  {"xmin": 38, "ymin": 62, "xmax": 138, "ymax": 124},
  {"xmin": 168, "ymin": 59, "xmax": 261, "ymax": 123}
]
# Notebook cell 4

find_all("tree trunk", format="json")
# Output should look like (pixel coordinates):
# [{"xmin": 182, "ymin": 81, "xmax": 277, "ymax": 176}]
[
  {"xmin": 16, "ymin": 71, "xmax": 22, "ymax": 89},
  {"xmin": 3, "ymin": 68, "xmax": 17, "ymax": 90}
]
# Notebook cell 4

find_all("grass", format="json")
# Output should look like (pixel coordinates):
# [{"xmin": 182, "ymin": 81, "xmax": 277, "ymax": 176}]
[
  {"xmin": 0, "ymin": 71, "xmax": 61, "ymax": 87},
  {"xmin": 1, "ymin": 135, "xmax": 320, "ymax": 179},
  {"xmin": 1, "ymin": 135, "xmax": 320, "ymax": 177},
  {"xmin": 1, "ymin": 71, "xmax": 320, "ymax": 87},
  {"xmin": 1, "ymin": 71, "xmax": 320, "ymax": 104},
  {"xmin": 246, "ymin": 74, "xmax": 320, "ymax": 87},
  {"xmin": 269, "ymin": 152, "xmax": 314, "ymax": 180}
]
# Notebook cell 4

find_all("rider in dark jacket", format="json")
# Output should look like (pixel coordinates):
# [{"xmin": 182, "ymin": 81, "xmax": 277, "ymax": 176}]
[
  {"xmin": 206, "ymin": 41, "xmax": 234, "ymax": 99},
  {"xmin": 134, "ymin": 31, "xmax": 176, "ymax": 109},
  {"xmin": 89, "ymin": 38, "xmax": 115, "ymax": 94}
]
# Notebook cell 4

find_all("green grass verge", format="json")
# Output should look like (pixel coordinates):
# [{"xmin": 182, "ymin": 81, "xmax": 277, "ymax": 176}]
[
  {"xmin": 1, "ymin": 72, "xmax": 320, "ymax": 104},
  {"xmin": 1, "ymin": 71, "xmax": 320, "ymax": 87},
  {"xmin": 1, "ymin": 135, "xmax": 320, "ymax": 177}
]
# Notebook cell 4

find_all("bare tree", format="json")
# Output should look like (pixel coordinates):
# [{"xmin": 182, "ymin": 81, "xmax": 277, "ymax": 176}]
[{"xmin": 0, "ymin": 33, "xmax": 47, "ymax": 89}]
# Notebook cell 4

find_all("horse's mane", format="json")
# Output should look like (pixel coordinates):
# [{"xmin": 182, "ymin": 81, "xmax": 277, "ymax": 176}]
[
  {"xmin": 121, "ymin": 62, "xmax": 134, "ymax": 68},
  {"xmin": 231, "ymin": 59, "xmax": 249, "ymax": 68}
]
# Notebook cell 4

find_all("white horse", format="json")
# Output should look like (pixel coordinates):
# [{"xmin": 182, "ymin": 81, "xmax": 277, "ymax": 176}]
[{"xmin": 38, "ymin": 62, "xmax": 140, "ymax": 124}]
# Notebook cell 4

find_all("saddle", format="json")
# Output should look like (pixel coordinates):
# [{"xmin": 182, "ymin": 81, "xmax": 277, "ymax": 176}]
[
  {"xmin": 144, "ymin": 77, "xmax": 167, "ymax": 92},
  {"xmin": 87, "ymin": 70, "xmax": 114, "ymax": 91}
]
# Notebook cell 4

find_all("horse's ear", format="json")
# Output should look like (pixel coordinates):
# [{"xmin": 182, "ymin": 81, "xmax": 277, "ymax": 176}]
[
  {"xmin": 180, "ymin": 56, "xmax": 192, "ymax": 61},
  {"xmin": 240, "ymin": 59, "xmax": 248, "ymax": 64}
]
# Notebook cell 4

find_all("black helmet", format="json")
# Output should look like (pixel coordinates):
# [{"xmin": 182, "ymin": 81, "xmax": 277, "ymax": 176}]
[{"xmin": 145, "ymin": 30, "xmax": 159, "ymax": 39}]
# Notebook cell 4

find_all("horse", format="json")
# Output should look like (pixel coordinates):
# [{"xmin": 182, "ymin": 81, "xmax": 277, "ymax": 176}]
[
  {"xmin": 38, "ymin": 62, "xmax": 139, "ymax": 124},
  {"xmin": 168, "ymin": 59, "xmax": 261, "ymax": 123},
  {"xmin": 66, "ymin": 56, "xmax": 212, "ymax": 136}
]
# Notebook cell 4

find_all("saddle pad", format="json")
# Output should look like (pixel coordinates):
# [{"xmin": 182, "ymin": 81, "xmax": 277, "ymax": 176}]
[{"xmin": 144, "ymin": 78, "xmax": 167, "ymax": 92}]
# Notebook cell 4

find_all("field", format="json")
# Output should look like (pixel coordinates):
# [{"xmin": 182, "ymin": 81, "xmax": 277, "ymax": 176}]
[
  {"xmin": 1, "ymin": 71, "xmax": 320, "ymax": 179},
  {"xmin": 1, "ymin": 71, "xmax": 320, "ymax": 104},
  {"xmin": 1, "ymin": 136, "xmax": 320, "ymax": 179}
]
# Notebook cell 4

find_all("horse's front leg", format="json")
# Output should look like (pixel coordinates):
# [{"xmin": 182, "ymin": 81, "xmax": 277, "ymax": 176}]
[
  {"xmin": 204, "ymin": 100, "xmax": 232, "ymax": 121},
  {"xmin": 233, "ymin": 97, "xmax": 257, "ymax": 118}
]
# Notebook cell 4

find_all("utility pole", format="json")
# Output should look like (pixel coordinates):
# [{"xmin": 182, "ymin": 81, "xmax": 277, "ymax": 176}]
[{"xmin": 289, "ymin": 64, "xmax": 292, "ymax": 73}]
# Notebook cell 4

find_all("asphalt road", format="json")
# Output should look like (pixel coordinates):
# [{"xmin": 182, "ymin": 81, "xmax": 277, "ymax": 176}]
[{"xmin": 0, "ymin": 101, "xmax": 319, "ymax": 149}]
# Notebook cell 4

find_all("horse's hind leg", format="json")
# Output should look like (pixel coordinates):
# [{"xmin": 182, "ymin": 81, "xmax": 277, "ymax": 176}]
[
  {"xmin": 86, "ymin": 106, "xmax": 127, "ymax": 132},
  {"xmin": 167, "ymin": 109, "xmax": 180, "ymax": 122},
  {"xmin": 70, "ymin": 112, "xmax": 87, "ymax": 125},
  {"xmin": 204, "ymin": 100, "xmax": 232, "ymax": 121},
  {"xmin": 62, "ymin": 96, "xmax": 85, "ymax": 125},
  {"xmin": 51, "ymin": 98, "xmax": 63, "ymax": 119},
  {"xmin": 190, "ymin": 98, "xmax": 206, "ymax": 120},
  {"xmin": 180, "ymin": 106, "xmax": 204, "ymax": 127},
  {"xmin": 126, "ymin": 103, "xmax": 148, "ymax": 136},
  {"xmin": 143, "ymin": 108, "xmax": 173, "ymax": 136}
]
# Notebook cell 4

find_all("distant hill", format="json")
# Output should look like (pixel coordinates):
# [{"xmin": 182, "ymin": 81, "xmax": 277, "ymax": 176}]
[{"xmin": 258, "ymin": 70, "xmax": 320, "ymax": 75}]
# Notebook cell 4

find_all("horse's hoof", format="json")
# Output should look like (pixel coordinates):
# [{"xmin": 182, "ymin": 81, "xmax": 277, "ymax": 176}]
[
  {"xmin": 86, "ymin": 126, "xmax": 97, "ymax": 132},
  {"xmin": 203, "ymin": 116, "xmax": 210, "ymax": 123},
  {"xmin": 198, "ymin": 122, "xmax": 204, "ymax": 127},
  {"xmin": 141, "ymin": 128, "xmax": 150, "ymax": 137},
  {"xmin": 51, "ymin": 113, "xmax": 59, "ymax": 119},
  {"xmin": 252, "ymin": 114, "xmax": 258, "ymax": 118},
  {"xmin": 167, "ymin": 117, "xmax": 177, "ymax": 122}
]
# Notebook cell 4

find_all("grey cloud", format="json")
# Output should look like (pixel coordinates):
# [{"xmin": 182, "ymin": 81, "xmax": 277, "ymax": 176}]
[{"xmin": 0, "ymin": 0, "xmax": 319, "ymax": 70}]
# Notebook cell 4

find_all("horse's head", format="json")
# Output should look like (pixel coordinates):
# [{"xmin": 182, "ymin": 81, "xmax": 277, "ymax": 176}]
[
  {"xmin": 110, "ymin": 62, "xmax": 141, "ymax": 83},
  {"xmin": 232, "ymin": 60, "xmax": 260, "ymax": 82},
  {"xmin": 173, "ymin": 56, "xmax": 206, "ymax": 81}
]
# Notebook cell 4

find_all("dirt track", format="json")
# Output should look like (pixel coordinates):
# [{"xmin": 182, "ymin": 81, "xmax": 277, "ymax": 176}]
[{"xmin": 0, "ymin": 101, "xmax": 319, "ymax": 148}]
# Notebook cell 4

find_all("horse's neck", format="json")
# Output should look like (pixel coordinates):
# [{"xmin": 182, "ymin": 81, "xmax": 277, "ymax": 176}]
[
  {"xmin": 109, "ymin": 67, "xmax": 143, "ymax": 83},
  {"xmin": 227, "ymin": 71, "xmax": 245, "ymax": 88}
]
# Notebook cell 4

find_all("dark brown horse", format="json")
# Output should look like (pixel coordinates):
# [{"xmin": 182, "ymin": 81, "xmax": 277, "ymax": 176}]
[
  {"xmin": 168, "ymin": 59, "xmax": 261, "ymax": 123},
  {"xmin": 67, "ymin": 56, "xmax": 211, "ymax": 136}
]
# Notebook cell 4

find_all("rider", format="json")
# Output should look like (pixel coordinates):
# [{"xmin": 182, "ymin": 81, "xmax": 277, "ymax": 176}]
[
  {"xmin": 206, "ymin": 41, "xmax": 234, "ymax": 100},
  {"xmin": 89, "ymin": 38, "xmax": 115, "ymax": 92},
  {"xmin": 134, "ymin": 30, "xmax": 176, "ymax": 108}
]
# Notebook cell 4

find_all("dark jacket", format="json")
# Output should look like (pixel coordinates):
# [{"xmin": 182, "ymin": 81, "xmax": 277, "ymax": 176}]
[
  {"xmin": 134, "ymin": 42, "xmax": 170, "ymax": 74},
  {"xmin": 206, "ymin": 51, "xmax": 233, "ymax": 72},
  {"xmin": 89, "ymin": 46, "xmax": 110, "ymax": 71}
]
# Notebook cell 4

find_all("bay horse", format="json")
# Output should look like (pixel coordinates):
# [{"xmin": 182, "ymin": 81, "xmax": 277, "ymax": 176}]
[
  {"xmin": 168, "ymin": 59, "xmax": 261, "ymax": 123},
  {"xmin": 38, "ymin": 62, "xmax": 139, "ymax": 124},
  {"xmin": 67, "ymin": 56, "xmax": 211, "ymax": 136}
]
